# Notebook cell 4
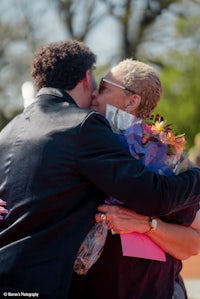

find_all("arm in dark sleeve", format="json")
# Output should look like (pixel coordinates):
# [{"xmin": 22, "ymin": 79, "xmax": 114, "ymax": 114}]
[
  {"xmin": 77, "ymin": 112, "xmax": 200, "ymax": 216},
  {"xmin": 162, "ymin": 203, "xmax": 200, "ymax": 226}
]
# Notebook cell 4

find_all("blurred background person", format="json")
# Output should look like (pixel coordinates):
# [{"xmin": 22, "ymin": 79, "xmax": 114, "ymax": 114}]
[{"xmin": 21, "ymin": 81, "xmax": 35, "ymax": 108}]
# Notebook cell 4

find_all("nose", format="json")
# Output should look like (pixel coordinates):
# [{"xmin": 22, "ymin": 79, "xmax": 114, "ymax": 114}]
[
  {"xmin": 91, "ymin": 89, "xmax": 98, "ymax": 103},
  {"xmin": 92, "ymin": 88, "xmax": 98, "ymax": 98},
  {"xmin": 90, "ymin": 89, "xmax": 99, "ymax": 109}
]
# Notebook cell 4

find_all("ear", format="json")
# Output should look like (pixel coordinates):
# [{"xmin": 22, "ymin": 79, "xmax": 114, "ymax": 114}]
[
  {"xmin": 125, "ymin": 95, "xmax": 141, "ymax": 114},
  {"xmin": 82, "ymin": 70, "xmax": 91, "ymax": 90},
  {"xmin": 83, "ymin": 70, "xmax": 97, "ymax": 92}
]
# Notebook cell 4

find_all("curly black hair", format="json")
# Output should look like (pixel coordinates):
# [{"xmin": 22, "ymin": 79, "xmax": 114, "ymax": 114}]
[{"xmin": 31, "ymin": 40, "xmax": 96, "ymax": 91}]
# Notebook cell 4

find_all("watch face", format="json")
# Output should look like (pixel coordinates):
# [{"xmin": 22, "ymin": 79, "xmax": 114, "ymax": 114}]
[{"xmin": 151, "ymin": 218, "xmax": 157, "ymax": 230}]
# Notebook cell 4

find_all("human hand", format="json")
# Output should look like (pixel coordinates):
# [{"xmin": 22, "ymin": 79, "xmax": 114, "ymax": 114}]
[
  {"xmin": 95, "ymin": 204, "xmax": 150, "ymax": 234},
  {"xmin": 0, "ymin": 199, "xmax": 8, "ymax": 220}
]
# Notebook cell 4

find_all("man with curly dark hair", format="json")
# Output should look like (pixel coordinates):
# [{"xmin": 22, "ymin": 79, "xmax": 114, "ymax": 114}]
[
  {"xmin": 0, "ymin": 39, "xmax": 200, "ymax": 299},
  {"xmin": 31, "ymin": 40, "xmax": 97, "ymax": 106},
  {"xmin": 31, "ymin": 40, "xmax": 96, "ymax": 92}
]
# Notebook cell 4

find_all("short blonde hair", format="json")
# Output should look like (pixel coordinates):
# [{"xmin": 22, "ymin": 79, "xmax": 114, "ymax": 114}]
[{"xmin": 112, "ymin": 59, "xmax": 162, "ymax": 118}]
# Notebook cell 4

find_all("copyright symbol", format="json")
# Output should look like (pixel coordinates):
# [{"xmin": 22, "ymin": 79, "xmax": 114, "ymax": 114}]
[{"xmin": 3, "ymin": 292, "xmax": 7, "ymax": 297}]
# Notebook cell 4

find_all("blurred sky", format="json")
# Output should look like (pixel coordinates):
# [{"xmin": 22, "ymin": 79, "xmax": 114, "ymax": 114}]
[
  {"xmin": 1, "ymin": 0, "xmax": 199, "ymax": 66},
  {"xmin": 0, "ymin": 0, "xmax": 200, "ymax": 110},
  {"xmin": 33, "ymin": 0, "xmax": 200, "ymax": 66},
  {"xmin": 39, "ymin": 0, "xmax": 123, "ymax": 66}
]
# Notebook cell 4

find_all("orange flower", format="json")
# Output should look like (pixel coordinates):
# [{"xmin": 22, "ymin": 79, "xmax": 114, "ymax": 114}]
[{"xmin": 142, "ymin": 115, "xmax": 186, "ymax": 156}]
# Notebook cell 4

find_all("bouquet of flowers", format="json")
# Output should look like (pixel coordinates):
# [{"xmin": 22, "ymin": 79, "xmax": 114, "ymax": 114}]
[
  {"xmin": 106, "ymin": 104, "xmax": 189, "ymax": 176},
  {"xmin": 73, "ymin": 105, "xmax": 191, "ymax": 275}
]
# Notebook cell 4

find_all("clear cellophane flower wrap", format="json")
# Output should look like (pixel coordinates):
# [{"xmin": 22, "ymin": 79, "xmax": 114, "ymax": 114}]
[{"xmin": 73, "ymin": 221, "xmax": 108, "ymax": 275}]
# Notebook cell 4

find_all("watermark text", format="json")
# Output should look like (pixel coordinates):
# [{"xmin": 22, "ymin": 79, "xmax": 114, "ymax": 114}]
[{"xmin": 3, "ymin": 292, "xmax": 39, "ymax": 297}]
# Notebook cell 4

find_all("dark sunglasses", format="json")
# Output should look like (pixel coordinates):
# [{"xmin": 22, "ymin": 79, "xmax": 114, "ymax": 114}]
[{"xmin": 98, "ymin": 77, "xmax": 135, "ymax": 94}]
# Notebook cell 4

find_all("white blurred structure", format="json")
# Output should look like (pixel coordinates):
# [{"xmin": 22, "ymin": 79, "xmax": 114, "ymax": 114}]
[{"xmin": 21, "ymin": 81, "xmax": 35, "ymax": 108}]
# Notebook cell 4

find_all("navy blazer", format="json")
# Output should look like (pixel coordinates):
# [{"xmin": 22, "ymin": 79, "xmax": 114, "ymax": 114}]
[{"xmin": 0, "ymin": 88, "xmax": 199, "ymax": 298}]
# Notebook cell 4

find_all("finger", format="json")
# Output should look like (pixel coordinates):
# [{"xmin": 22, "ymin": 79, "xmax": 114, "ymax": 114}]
[
  {"xmin": 0, "ymin": 207, "xmax": 8, "ymax": 214},
  {"xmin": 0, "ymin": 199, "xmax": 7, "ymax": 206},
  {"xmin": 111, "ymin": 229, "xmax": 117, "ymax": 235},
  {"xmin": 95, "ymin": 213, "xmax": 107, "ymax": 223},
  {"xmin": 107, "ymin": 219, "xmax": 116, "ymax": 230},
  {"xmin": 100, "ymin": 213, "xmax": 107, "ymax": 221},
  {"xmin": 97, "ymin": 204, "xmax": 110, "ymax": 213}
]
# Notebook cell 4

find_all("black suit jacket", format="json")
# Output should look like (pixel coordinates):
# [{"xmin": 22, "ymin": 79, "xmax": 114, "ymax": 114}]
[{"xmin": 0, "ymin": 88, "xmax": 199, "ymax": 298}]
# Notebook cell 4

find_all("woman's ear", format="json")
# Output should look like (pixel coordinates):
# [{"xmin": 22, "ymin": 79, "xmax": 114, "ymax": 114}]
[{"xmin": 125, "ymin": 95, "xmax": 141, "ymax": 114}]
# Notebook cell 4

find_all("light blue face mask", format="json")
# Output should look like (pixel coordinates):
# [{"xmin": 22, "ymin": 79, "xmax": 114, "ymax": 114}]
[{"xmin": 105, "ymin": 104, "xmax": 137, "ymax": 133}]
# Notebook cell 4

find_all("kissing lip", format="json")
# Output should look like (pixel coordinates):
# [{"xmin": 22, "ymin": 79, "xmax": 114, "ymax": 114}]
[{"xmin": 90, "ymin": 104, "xmax": 97, "ymax": 110}]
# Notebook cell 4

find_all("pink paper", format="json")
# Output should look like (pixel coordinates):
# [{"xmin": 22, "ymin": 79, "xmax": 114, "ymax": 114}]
[{"xmin": 120, "ymin": 232, "xmax": 166, "ymax": 262}]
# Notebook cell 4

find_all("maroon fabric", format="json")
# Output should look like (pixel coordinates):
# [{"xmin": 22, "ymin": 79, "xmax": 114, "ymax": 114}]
[
  {"xmin": 69, "ymin": 192, "xmax": 199, "ymax": 298},
  {"xmin": 69, "ymin": 231, "xmax": 187, "ymax": 299}
]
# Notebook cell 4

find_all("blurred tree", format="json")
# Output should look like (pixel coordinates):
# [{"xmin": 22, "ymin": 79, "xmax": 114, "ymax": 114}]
[
  {"xmin": 56, "ymin": 0, "xmax": 182, "ymax": 61},
  {"xmin": 0, "ymin": 0, "xmax": 50, "ymax": 130},
  {"xmin": 153, "ymin": 9, "xmax": 200, "ymax": 150},
  {"xmin": 57, "ymin": 0, "xmax": 103, "ymax": 40},
  {"xmin": 154, "ymin": 52, "xmax": 200, "ymax": 150},
  {"xmin": 100, "ymin": 0, "xmax": 182, "ymax": 59},
  {"xmin": 0, "ymin": 0, "xmax": 200, "ymax": 133}
]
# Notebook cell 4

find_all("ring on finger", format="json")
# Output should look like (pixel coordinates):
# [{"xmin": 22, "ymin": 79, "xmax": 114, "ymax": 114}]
[{"xmin": 100, "ymin": 213, "xmax": 107, "ymax": 221}]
